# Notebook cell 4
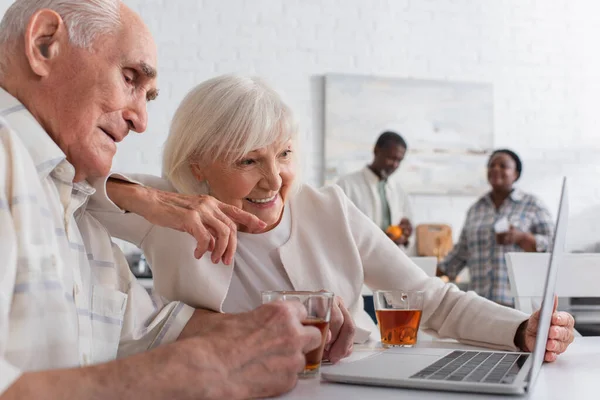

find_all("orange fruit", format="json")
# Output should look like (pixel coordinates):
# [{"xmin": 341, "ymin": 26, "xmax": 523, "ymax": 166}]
[{"xmin": 386, "ymin": 225, "xmax": 403, "ymax": 240}]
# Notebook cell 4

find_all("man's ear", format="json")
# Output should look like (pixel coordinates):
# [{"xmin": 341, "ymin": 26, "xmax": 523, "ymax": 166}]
[
  {"xmin": 373, "ymin": 146, "xmax": 380, "ymax": 158},
  {"xmin": 24, "ymin": 9, "xmax": 67, "ymax": 77}
]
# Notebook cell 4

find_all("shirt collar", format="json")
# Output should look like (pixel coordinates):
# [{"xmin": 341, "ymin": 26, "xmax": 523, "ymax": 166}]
[
  {"xmin": 362, "ymin": 165, "xmax": 384, "ymax": 185},
  {"xmin": 482, "ymin": 188, "xmax": 525, "ymax": 205},
  {"xmin": 0, "ymin": 87, "xmax": 67, "ymax": 180},
  {"xmin": 509, "ymin": 188, "xmax": 526, "ymax": 202}
]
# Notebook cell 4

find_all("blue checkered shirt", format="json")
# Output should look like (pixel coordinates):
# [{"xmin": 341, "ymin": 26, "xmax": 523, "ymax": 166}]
[{"xmin": 439, "ymin": 189, "xmax": 554, "ymax": 306}]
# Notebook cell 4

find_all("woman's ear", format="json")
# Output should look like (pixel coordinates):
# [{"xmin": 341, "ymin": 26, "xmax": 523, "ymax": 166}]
[
  {"xmin": 190, "ymin": 163, "xmax": 206, "ymax": 182},
  {"xmin": 24, "ymin": 9, "xmax": 67, "ymax": 77}
]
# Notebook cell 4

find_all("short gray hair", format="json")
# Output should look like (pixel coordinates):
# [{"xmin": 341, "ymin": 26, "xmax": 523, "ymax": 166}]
[
  {"xmin": 163, "ymin": 75, "xmax": 298, "ymax": 195},
  {"xmin": 0, "ymin": 0, "xmax": 121, "ymax": 74}
]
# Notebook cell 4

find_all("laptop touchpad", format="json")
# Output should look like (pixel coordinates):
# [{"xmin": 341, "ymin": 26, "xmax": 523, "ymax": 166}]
[{"xmin": 325, "ymin": 352, "xmax": 441, "ymax": 379}]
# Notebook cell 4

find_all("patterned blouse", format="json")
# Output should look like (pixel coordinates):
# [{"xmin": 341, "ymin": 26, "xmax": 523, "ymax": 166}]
[{"xmin": 439, "ymin": 189, "xmax": 554, "ymax": 306}]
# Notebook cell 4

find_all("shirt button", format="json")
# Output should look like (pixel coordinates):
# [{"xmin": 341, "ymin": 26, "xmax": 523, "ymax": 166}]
[
  {"xmin": 82, "ymin": 354, "xmax": 89, "ymax": 365},
  {"xmin": 73, "ymin": 284, "xmax": 80, "ymax": 296},
  {"xmin": 51, "ymin": 255, "xmax": 57, "ymax": 266}
]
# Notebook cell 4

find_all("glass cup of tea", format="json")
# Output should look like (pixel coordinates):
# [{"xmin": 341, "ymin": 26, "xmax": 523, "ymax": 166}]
[
  {"xmin": 261, "ymin": 290, "xmax": 334, "ymax": 378},
  {"xmin": 373, "ymin": 290, "xmax": 424, "ymax": 348}
]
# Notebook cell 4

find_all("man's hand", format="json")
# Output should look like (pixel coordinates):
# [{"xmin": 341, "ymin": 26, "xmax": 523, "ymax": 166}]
[
  {"xmin": 514, "ymin": 297, "xmax": 575, "ymax": 362},
  {"xmin": 185, "ymin": 301, "xmax": 323, "ymax": 399},
  {"xmin": 399, "ymin": 217, "xmax": 413, "ymax": 238},
  {"xmin": 107, "ymin": 179, "xmax": 266, "ymax": 265},
  {"xmin": 3, "ymin": 302, "xmax": 321, "ymax": 400},
  {"xmin": 386, "ymin": 218, "xmax": 412, "ymax": 247},
  {"xmin": 323, "ymin": 296, "xmax": 356, "ymax": 364}
]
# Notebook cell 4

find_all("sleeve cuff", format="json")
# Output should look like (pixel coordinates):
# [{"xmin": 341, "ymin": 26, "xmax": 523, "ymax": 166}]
[
  {"xmin": 500, "ymin": 313, "xmax": 530, "ymax": 351},
  {"xmin": 464, "ymin": 308, "xmax": 529, "ymax": 351},
  {"xmin": 87, "ymin": 173, "xmax": 145, "ymax": 214},
  {"xmin": 437, "ymin": 262, "xmax": 452, "ymax": 278},
  {"xmin": 0, "ymin": 360, "xmax": 22, "ymax": 396},
  {"xmin": 149, "ymin": 302, "xmax": 195, "ymax": 348}
]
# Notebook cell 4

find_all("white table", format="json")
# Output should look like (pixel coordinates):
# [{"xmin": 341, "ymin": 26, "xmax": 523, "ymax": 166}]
[{"xmin": 281, "ymin": 337, "xmax": 600, "ymax": 400}]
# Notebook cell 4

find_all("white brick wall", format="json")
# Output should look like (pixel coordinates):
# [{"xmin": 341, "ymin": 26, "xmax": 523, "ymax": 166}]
[{"xmin": 2, "ymin": 0, "xmax": 600, "ymax": 250}]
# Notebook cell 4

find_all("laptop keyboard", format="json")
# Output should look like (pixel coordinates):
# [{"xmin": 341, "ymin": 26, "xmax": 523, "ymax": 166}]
[{"xmin": 410, "ymin": 351, "xmax": 528, "ymax": 384}]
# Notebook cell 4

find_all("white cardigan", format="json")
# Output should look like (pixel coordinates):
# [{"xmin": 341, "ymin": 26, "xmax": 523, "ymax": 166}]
[{"xmin": 88, "ymin": 175, "xmax": 528, "ymax": 349}]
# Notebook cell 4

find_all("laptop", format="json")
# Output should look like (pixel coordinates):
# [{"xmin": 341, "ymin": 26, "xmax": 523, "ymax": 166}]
[{"xmin": 322, "ymin": 177, "xmax": 569, "ymax": 395}]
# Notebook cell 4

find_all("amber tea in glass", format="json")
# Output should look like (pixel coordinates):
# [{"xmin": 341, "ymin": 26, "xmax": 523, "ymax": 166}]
[
  {"xmin": 261, "ymin": 290, "xmax": 334, "ymax": 377},
  {"xmin": 373, "ymin": 290, "xmax": 424, "ymax": 347},
  {"xmin": 302, "ymin": 318, "xmax": 330, "ymax": 372}
]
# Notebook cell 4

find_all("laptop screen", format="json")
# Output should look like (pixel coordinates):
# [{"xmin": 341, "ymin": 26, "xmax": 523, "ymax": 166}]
[{"xmin": 527, "ymin": 177, "xmax": 569, "ymax": 388}]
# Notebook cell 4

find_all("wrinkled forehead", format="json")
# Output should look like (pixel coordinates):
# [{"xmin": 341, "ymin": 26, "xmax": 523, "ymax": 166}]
[{"xmin": 111, "ymin": 5, "xmax": 158, "ymax": 72}]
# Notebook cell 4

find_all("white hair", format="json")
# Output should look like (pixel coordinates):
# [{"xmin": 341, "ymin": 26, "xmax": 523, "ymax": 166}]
[
  {"xmin": 163, "ymin": 75, "xmax": 299, "ymax": 195},
  {"xmin": 0, "ymin": 0, "xmax": 121, "ymax": 74}
]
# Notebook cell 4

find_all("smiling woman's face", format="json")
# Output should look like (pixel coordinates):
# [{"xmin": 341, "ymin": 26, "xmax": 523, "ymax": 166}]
[
  {"xmin": 487, "ymin": 152, "xmax": 518, "ymax": 191},
  {"xmin": 193, "ymin": 140, "xmax": 296, "ymax": 232}
]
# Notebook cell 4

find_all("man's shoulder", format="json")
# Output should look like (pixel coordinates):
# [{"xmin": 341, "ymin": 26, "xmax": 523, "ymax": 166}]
[
  {"xmin": 337, "ymin": 169, "xmax": 364, "ymax": 183},
  {"xmin": 336, "ymin": 169, "xmax": 368, "ymax": 196},
  {"xmin": 0, "ymin": 116, "xmax": 30, "ymax": 154},
  {"xmin": 0, "ymin": 116, "xmax": 18, "ymax": 145},
  {"xmin": 0, "ymin": 117, "xmax": 33, "ymax": 168},
  {"xmin": 0, "ymin": 118, "xmax": 42, "ymax": 194}
]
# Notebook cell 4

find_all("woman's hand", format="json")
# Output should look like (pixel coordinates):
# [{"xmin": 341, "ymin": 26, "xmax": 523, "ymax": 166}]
[
  {"xmin": 323, "ymin": 296, "xmax": 356, "ymax": 364},
  {"xmin": 495, "ymin": 226, "xmax": 523, "ymax": 245},
  {"xmin": 496, "ymin": 226, "xmax": 537, "ymax": 252},
  {"xmin": 514, "ymin": 297, "xmax": 575, "ymax": 362},
  {"xmin": 106, "ymin": 179, "xmax": 266, "ymax": 265}
]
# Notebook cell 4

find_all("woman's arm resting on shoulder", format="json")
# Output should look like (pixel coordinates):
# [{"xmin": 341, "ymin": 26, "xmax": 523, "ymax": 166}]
[{"xmin": 95, "ymin": 176, "xmax": 266, "ymax": 265}]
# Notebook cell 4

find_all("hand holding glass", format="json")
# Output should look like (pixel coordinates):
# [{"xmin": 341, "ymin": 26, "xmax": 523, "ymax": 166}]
[{"xmin": 261, "ymin": 290, "xmax": 333, "ymax": 377}]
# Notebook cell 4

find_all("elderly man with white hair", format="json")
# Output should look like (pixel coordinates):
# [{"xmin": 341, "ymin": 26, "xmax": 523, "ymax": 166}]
[{"xmin": 0, "ymin": 1, "xmax": 323, "ymax": 399}]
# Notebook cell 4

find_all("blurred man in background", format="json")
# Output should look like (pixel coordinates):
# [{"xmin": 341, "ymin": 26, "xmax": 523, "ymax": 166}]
[{"xmin": 337, "ymin": 131, "xmax": 414, "ymax": 252}]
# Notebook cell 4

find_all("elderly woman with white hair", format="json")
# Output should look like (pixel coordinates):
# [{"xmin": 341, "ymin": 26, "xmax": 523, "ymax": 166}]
[{"xmin": 89, "ymin": 74, "xmax": 575, "ymax": 364}]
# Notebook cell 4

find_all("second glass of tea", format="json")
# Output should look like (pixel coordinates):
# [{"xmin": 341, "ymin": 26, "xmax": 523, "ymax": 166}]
[
  {"xmin": 373, "ymin": 290, "xmax": 424, "ymax": 347},
  {"xmin": 261, "ymin": 290, "xmax": 333, "ymax": 378}
]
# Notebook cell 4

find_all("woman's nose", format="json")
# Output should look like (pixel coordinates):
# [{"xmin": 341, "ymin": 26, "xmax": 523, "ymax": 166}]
[{"xmin": 262, "ymin": 164, "xmax": 282, "ymax": 190}]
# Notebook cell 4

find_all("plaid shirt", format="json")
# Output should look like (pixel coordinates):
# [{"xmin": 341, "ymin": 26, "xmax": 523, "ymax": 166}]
[
  {"xmin": 0, "ymin": 89, "xmax": 193, "ymax": 395},
  {"xmin": 439, "ymin": 189, "xmax": 554, "ymax": 306}
]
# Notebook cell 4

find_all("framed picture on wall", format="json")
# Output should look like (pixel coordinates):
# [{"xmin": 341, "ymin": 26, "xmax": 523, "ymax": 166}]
[{"xmin": 325, "ymin": 73, "xmax": 494, "ymax": 196}]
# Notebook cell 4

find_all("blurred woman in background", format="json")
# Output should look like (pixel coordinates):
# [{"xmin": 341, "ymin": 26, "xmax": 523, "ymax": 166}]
[{"xmin": 438, "ymin": 149, "xmax": 555, "ymax": 307}]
